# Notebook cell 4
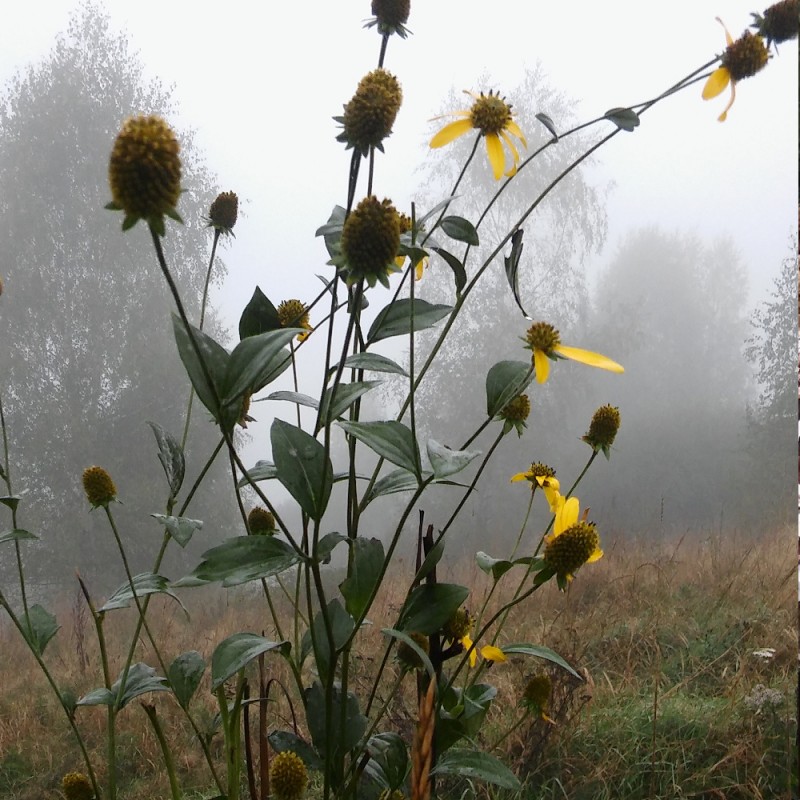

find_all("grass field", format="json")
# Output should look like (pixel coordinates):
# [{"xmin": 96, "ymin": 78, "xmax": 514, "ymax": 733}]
[{"xmin": 0, "ymin": 527, "xmax": 796, "ymax": 800}]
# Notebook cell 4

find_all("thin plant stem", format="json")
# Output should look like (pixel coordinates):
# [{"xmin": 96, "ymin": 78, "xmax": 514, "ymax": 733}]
[{"xmin": 143, "ymin": 703, "xmax": 182, "ymax": 800}]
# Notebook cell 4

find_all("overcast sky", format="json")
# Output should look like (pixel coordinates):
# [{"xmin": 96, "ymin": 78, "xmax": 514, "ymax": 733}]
[{"xmin": 2, "ymin": 1, "xmax": 797, "ymax": 324}]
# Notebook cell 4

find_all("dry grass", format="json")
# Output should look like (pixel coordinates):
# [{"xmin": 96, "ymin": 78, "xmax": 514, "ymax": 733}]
[{"xmin": 0, "ymin": 527, "xmax": 795, "ymax": 799}]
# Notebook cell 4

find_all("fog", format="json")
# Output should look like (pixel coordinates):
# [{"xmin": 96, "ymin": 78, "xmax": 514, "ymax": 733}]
[{"xmin": 0, "ymin": 2, "xmax": 796, "ymax": 595}]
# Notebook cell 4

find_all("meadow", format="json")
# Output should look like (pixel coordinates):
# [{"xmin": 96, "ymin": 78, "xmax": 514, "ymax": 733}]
[{"xmin": 1, "ymin": 527, "xmax": 795, "ymax": 800}]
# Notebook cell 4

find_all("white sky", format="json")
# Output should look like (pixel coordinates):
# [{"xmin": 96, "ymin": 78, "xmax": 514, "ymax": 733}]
[{"xmin": 2, "ymin": 1, "xmax": 797, "ymax": 323}]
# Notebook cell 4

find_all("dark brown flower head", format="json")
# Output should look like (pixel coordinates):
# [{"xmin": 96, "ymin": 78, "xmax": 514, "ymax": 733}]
[
  {"xmin": 82, "ymin": 466, "xmax": 117, "ymax": 508},
  {"xmin": 527, "ymin": 462, "xmax": 556, "ymax": 480},
  {"xmin": 61, "ymin": 772, "xmax": 94, "ymax": 800},
  {"xmin": 581, "ymin": 404, "xmax": 621, "ymax": 457},
  {"xmin": 396, "ymin": 631, "xmax": 429, "ymax": 671},
  {"xmin": 336, "ymin": 69, "xmax": 402, "ymax": 156},
  {"xmin": 470, "ymin": 91, "xmax": 513, "ymax": 137},
  {"xmin": 442, "ymin": 607, "xmax": 472, "ymax": 642},
  {"xmin": 108, "ymin": 115, "xmax": 182, "ymax": 234},
  {"xmin": 544, "ymin": 522, "xmax": 600, "ymax": 581},
  {"xmin": 500, "ymin": 394, "xmax": 530, "ymax": 423},
  {"xmin": 524, "ymin": 321, "xmax": 561, "ymax": 355},
  {"xmin": 521, "ymin": 673, "xmax": 552, "ymax": 713},
  {"xmin": 207, "ymin": 190, "xmax": 238, "ymax": 235},
  {"xmin": 248, "ymin": 506, "xmax": 276, "ymax": 535},
  {"xmin": 277, "ymin": 299, "xmax": 312, "ymax": 341},
  {"xmin": 270, "ymin": 751, "xmax": 308, "ymax": 800},
  {"xmin": 722, "ymin": 30, "xmax": 770, "ymax": 81},
  {"xmin": 338, "ymin": 196, "xmax": 401, "ymax": 288},
  {"xmin": 751, "ymin": 0, "xmax": 799, "ymax": 45},
  {"xmin": 367, "ymin": 0, "xmax": 411, "ymax": 37}
]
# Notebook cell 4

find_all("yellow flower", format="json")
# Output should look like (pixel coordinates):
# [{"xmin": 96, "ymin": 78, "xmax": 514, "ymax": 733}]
[
  {"xmin": 277, "ymin": 299, "xmax": 312, "ymax": 342},
  {"xmin": 443, "ymin": 608, "xmax": 507, "ymax": 668},
  {"xmin": 270, "ymin": 751, "xmax": 308, "ymax": 800},
  {"xmin": 430, "ymin": 90, "xmax": 527, "ymax": 180},
  {"xmin": 702, "ymin": 20, "xmax": 769, "ymax": 122},
  {"xmin": 543, "ymin": 496, "xmax": 603, "ymax": 584},
  {"xmin": 522, "ymin": 322, "xmax": 623, "ymax": 384},
  {"xmin": 61, "ymin": 772, "xmax": 95, "ymax": 800},
  {"xmin": 510, "ymin": 463, "xmax": 561, "ymax": 513}
]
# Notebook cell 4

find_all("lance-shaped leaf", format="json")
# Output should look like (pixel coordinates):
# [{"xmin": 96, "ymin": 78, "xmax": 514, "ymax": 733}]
[
  {"xmin": 604, "ymin": 107, "xmax": 640, "ymax": 132},
  {"xmin": 432, "ymin": 750, "xmax": 519, "ymax": 790},
  {"xmin": 0, "ymin": 528, "xmax": 37, "ymax": 545},
  {"xmin": 438, "ymin": 684, "xmax": 496, "ymax": 754},
  {"xmin": 211, "ymin": 633, "xmax": 289, "ymax": 690},
  {"xmin": 362, "ymin": 468, "xmax": 420, "ymax": 506},
  {"xmin": 78, "ymin": 662, "xmax": 170, "ymax": 710},
  {"xmin": 340, "ymin": 537, "xmax": 385, "ymax": 619},
  {"xmin": 535, "ymin": 112, "xmax": 559, "ymax": 141},
  {"xmin": 300, "ymin": 599, "xmax": 354, "ymax": 684},
  {"xmin": 223, "ymin": 328, "xmax": 300, "ymax": 401},
  {"xmin": 268, "ymin": 731, "xmax": 323, "ymax": 770},
  {"xmin": 239, "ymin": 286, "xmax": 281, "ymax": 339},
  {"xmin": 501, "ymin": 642, "xmax": 582, "ymax": 678},
  {"xmin": 415, "ymin": 539, "xmax": 444, "ymax": 583},
  {"xmin": 271, "ymin": 419, "xmax": 333, "ymax": 521},
  {"xmin": 146, "ymin": 422, "xmax": 185, "ymax": 499},
  {"xmin": 503, "ymin": 228, "xmax": 529, "ymax": 317},
  {"xmin": 426, "ymin": 439, "xmax": 481, "ymax": 479},
  {"xmin": 382, "ymin": 629, "xmax": 436, "ymax": 683},
  {"xmin": 316, "ymin": 532, "xmax": 347, "ymax": 565},
  {"xmin": 417, "ymin": 196, "xmax": 456, "ymax": 229},
  {"xmin": 399, "ymin": 584, "xmax": 469, "ymax": 635},
  {"xmin": 172, "ymin": 314, "xmax": 228, "ymax": 420},
  {"xmin": 304, "ymin": 681, "xmax": 366, "ymax": 767},
  {"xmin": 316, "ymin": 204, "xmax": 346, "ymax": 258},
  {"xmin": 343, "ymin": 353, "xmax": 408, "ymax": 377},
  {"xmin": 101, "ymin": 573, "xmax": 187, "ymax": 614},
  {"xmin": 485, "ymin": 360, "xmax": 533, "ymax": 418},
  {"xmin": 237, "ymin": 460, "xmax": 277, "ymax": 487},
  {"xmin": 263, "ymin": 390, "xmax": 319, "ymax": 410},
  {"xmin": 432, "ymin": 247, "xmax": 467, "ymax": 295},
  {"xmin": 338, "ymin": 420, "xmax": 421, "ymax": 478},
  {"xmin": 21, "ymin": 604, "xmax": 59, "ymax": 656},
  {"xmin": 439, "ymin": 215, "xmax": 479, "ymax": 246},
  {"xmin": 151, "ymin": 514, "xmax": 203, "ymax": 548},
  {"xmin": 175, "ymin": 536, "xmax": 301, "ymax": 588},
  {"xmin": 367, "ymin": 299, "xmax": 452, "ymax": 345},
  {"xmin": 168, "ymin": 651, "xmax": 206, "ymax": 709},
  {"xmin": 320, "ymin": 380, "xmax": 382, "ymax": 424},
  {"xmin": 0, "ymin": 495, "xmax": 22, "ymax": 512},
  {"xmin": 475, "ymin": 552, "xmax": 517, "ymax": 581},
  {"xmin": 364, "ymin": 731, "xmax": 410, "ymax": 791}
]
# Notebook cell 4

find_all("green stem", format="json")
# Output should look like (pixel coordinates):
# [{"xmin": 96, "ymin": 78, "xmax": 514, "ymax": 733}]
[{"xmin": 143, "ymin": 703, "xmax": 182, "ymax": 800}]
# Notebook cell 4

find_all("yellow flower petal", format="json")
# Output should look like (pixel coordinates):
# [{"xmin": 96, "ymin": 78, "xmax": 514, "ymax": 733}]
[
  {"xmin": 480, "ymin": 645, "xmax": 507, "ymax": 663},
  {"xmin": 587, "ymin": 547, "xmax": 604, "ymax": 564},
  {"xmin": 555, "ymin": 496, "xmax": 579, "ymax": 535},
  {"xmin": 554, "ymin": 345, "xmax": 624, "ymax": 373},
  {"xmin": 718, "ymin": 81, "xmax": 736, "ymax": 122},
  {"xmin": 716, "ymin": 16, "xmax": 734, "ymax": 46},
  {"xmin": 484, "ymin": 133, "xmax": 505, "ymax": 180},
  {"xmin": 462, "ymin": 634, "xmax": 477, "ymax": 667},
  {"xmin": 533, "ymin": 348, "xmax": 550, "ymax": 384},
  {"xmin": 702, "ymin": 67, "xmax": 731, "ymax": 100},
  {"xmin": 543, "ymin": 484, "xmax": 562, "ymax": 514},
  {"xmin": 500, "ymin": 130, "xmax": 520, "ymax": 165},
  {"xmin": 430, "ymin": 117, "xmax": 474, "ymax": 148},
  {"xmin": 505, "ymin": 119, "xmax": 527, "ymax": 148},
  {"xmin": 414, "ymin": 258, "xmax": 426, "ymax": 281},
  {"xmin": 510, "ymin": 471, "xmax": 532, "ymax": 483}
]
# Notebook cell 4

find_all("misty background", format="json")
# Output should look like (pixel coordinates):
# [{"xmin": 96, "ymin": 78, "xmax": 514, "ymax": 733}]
[{"xmin": 0, "ymin": 2, "xmax": 796, "ymax": 599}]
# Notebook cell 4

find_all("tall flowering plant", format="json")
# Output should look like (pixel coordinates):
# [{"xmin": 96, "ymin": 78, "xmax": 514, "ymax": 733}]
[{"xmin": 0, "ymin": 2, "xmax": 795, "ymax": 799}]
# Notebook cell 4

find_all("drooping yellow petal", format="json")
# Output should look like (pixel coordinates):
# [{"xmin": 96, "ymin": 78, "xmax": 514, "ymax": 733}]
[
  {"xmin": 554, "ymin": 345, "xmax": 624, "ymax": 374},
  {"xmin": 555, "ymin": 496, "xmax": 580, "ymax": 535},
  {"xmin": 480, "ymin": 645, "xmax": 507, "ymax": 663},
  {"xmin": 500, "ymin": 130, "xmax": 520, "ymax": 165},
  {"xmin": 702, "ymin": 67, "xmax": 731, "ymax": 100},
  {"xmin": 505, "ymin": 119, "xmax": 527, "ymax": 148},
  {"xmin": 510, "ymin": 471, "xmax": 533, "ymax": 483},
  {"xmin": 462, "ymin": 634, "xmax": 477, "ymax": 667},
  {"xmin": 543, "ymin": 484, "xmax": 562, "ymax": 514},
  {"xmin": 718, "ymin": 81, "xmax": 736, "ymax": 122},
  {"xmin": 587, "ymin": 547, "xmax": 604, "ymax": 564},
  {"xmin": 414, "ymin": 257, "xmax": 428, "ymax": 281},
  {"xmin": 484, "ymin": 133, "xmax": 505, "ymax": 180},
  {"xmin": 533, "ymin": 348, "xmax": 550, "ymax": 384},
  {"xmin": 715, "ymin": 16, "xmax": 734, "ymax": 46},
  {"xmin": 430, "ymin": 117, "xmax": 474, "ymax": 149},
  {"xmin": 535, "ymin": 476, "xmax": 560, "ymax": 491}
]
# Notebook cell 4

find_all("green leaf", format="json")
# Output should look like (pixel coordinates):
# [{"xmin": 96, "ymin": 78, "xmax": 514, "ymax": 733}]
[
  {"xmin": 21, "ymin": 604, "xmax": 59, "ymax": 656},
  {"xmin": 146, "ymin": 422, "xmax": 185, "ymax": 499},
  {"xmin": 316, "ymin": 532, "xmax": 347, "ymax": 565},
  {"xmin": 432, "ymin": 749, "xmax": 519, "ymax": 790},
  {"xmin": 301, "ymin": 599, "xmax": 354, "ymax": 684},
  {"xmin": 535, "ymin": 112, "xmax": 559, "ymax": 141},
  {"xmin": 223, "ymin": 328, "xmax": 299, "ymax": 401},
  {"xmin": 76, "ymin": 687, "xmax": 115, "ymax": 707},
  {"xmin": 502, "ymin": 643, "xmax": 581, "ymax": 678},
  {"xmin": 118, "ymin": 662, "xmax": 171, "ymax": 709},
  {"xmin": 316, "ymin": 205, "xmax": 346, "ymax": 259},
  {"xmin": 0, "ymin": 528, "xmax": 37, "ymax": 544},
  {"xmin": 475, "ymin": 552, "xmax": 515, "ymax": 581},
  {"xmin": 0, "ymin": 495, "xmax": 21, "ymax": 512},
  {"xmin": 382, "ymin": 629, "xmax": 436, "ymax": 683},
  {"xmin": 432, "ymin": 247, "xmax": 467, "ymax": 295},
  {"xmin": 437, "ymin": 683, "xmax": 496, "ymax": 753},
  {"xmin": 604, "ymin": 107, "xmax": 640, "ymax": 132},
  {"xmin": 485, "ymin": 360, "xmax": 533, "ymax": 417},
  {"xmin": 415, "ymin": 538, "xmax": 444, "ymax": 582},
  {"xmin": 503, "ymin": 228, "xmax": 529, "ymax": 317},
  {"xmin": 343, "ymin": 352, "xmax": 408, "ymax": 377},
  {"xmin": 171, "ymin": 314, "xmax": 229, "ymax": 422},
  {"xmin": 417, "ymin": 196, "xmax": 456, "ymax": 229},
  {"xmin": 175, "ymin": 535, "xmax": 301, "ymax": 588},
  {"xmin": 237, "ymin": 460, "xmax": 277, "ymax": 487},
  {"xmin": 100, "ymin": 573, "xmax": 187, "ymax": 614},
  {"xmin": 426, "ymin": 439, "xmax": 481, "ymax": 479},
  {"xmin": 320, "ymin": 380, "xmax": 382, "ymax": 424},
  {"xmin": 239, "ymin": 287, "xmax": 281, "ymax": 339},
  {"xmin": 366, "ymin": 299, "xmax": 452, "ymax": 345},
  {"xmin": 168, "ymin": 651, "xmax": 206, "ymax": 709},
  {"xmin": 365, "ymin": 732, "xmax": 409, "ymax": 791},
  {"xmin": 338, "ymin": 420, "xmax": 421, "ymax": 477},
  {"xmin": 440, "ymin": 215, "xmax": 479, "ymax": 246},
  {"xmin": 340, "ymin": 538, "xmax": 385, "ymax": 619},
  {"xmin": 271, "ymin": 419, "xmax": 333, "ymax": 521},
  {"xmin": 361, "ymin": 468, "xmax": 421, "ymax": 507},
  {"xmin": 268, "ymin": 731, "xmax": 323, "ymax": 770},
  {"xmin": 211, "ymin": 633, "xmax": 289, "ymax": 690},
  {"xmin": 151, "ymin": 514, "xmax": 203, "ymax": 547},
  {"xmin": 400, "ymin": 584, "xmax": 469, "ymax": 635},
  {"xmin": 264, "ymin": 390, "xmax": 319, "ymax": 410}
]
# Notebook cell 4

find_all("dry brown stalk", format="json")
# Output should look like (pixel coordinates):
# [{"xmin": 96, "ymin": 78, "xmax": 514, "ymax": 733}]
[{"xmin": 411, "ymin": 679, "xmax": 436, "ymax": 800}]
